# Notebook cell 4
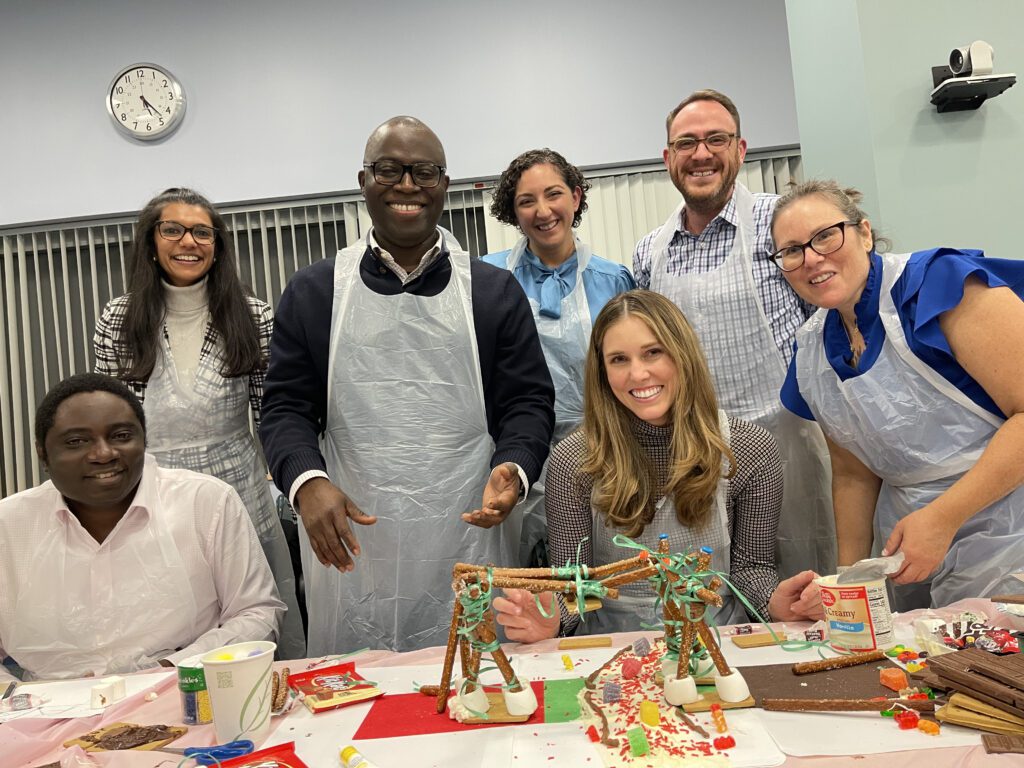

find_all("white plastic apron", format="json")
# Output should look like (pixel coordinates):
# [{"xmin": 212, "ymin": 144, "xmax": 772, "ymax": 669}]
[
  {"xmin": 503, "ymin": 236, "xmax": 593, "ymax": 565},
  {"xmin": 144, "ymin": 333, "xmax": 306, "ymax": 659},
  {"xmin": 9, "ymin": 465, "xmax": 197, "ymax": 679},
  {"xmin": 648, "ymin": 184, "xmax": 835, "ymax": 578},
  {"xmin": 583, "ymin": 412, "xmax": 745, "ymax": 634},
  {"xmin": 301, "ymin": 238, "xmax": 509, "ymax": 654},
  {"xmin": 794, "ymin": 251, "xmax": 1024, "ymax": 610}
]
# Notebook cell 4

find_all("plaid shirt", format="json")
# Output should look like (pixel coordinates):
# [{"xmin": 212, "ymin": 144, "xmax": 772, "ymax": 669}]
[
  {"xmin": 93, "ymin": 293, "xmax": 273, "ymax": 428},
  {"xmin": 633, "ymin": 188, "xmax": 815, "ymax": 365}
]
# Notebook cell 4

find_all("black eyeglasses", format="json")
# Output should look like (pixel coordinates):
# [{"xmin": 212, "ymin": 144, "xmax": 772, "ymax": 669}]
[
  {"xmin": 770, "ymin": 220, "xmax": 860, "ymax": 272},
  {"xmin": 364, "ymin": 161, "xmax": 446, "ymax": 188},
  {"xmin": 667, "ymin": 132, "xmax": 737, "ymax": 155},
  {"xmin": 156, "ymin": 220, "xmax": 218, "ymax": 245}
]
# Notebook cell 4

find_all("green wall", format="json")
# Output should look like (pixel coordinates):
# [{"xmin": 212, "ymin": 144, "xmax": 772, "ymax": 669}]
[{"xmin": 786, "ymin": 0, "xmax": 1024, "ymax": 257}]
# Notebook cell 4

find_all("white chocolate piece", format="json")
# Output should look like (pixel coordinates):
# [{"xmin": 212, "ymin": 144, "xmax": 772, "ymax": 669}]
[
  {"xmin": 100, "ymin": 675, "xmax": 127, "ymax": 702},
  {"xmin": 144, "ymin": 691, "xmax": 159, "ymax": 702},
  {"xmin": 502, "ymin": 684, "xmax": 538, "ymax": 716},
  {"xmin": 713, "ymin": 668, "xmax": 750, "ymax": 703},
  {"xmin": 663, "ymin": 673, "xmax": 700, "ymax": 705},
  {"xmin": 90, "ymin": 682, "xmax": 114, "ymax": 709}
]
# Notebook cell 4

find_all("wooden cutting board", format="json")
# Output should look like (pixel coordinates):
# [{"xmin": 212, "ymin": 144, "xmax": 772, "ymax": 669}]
[{"xmin": 63, "ymin": 721, "xmax": 187, "ymax": 751}]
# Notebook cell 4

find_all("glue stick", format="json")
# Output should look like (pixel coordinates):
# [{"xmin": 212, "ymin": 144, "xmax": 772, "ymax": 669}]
[{"xmin": 340, "ymin": 745, "xmax": 379, "ymax": 768}]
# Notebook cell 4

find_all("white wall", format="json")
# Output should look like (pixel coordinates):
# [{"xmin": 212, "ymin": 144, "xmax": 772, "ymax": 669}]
[
  {"xmin": 0, "ymin": 0, "xmax": 799, "ymax": 226},
  {"xmin": 786, "ymin": 0, "xmax": 1024, "ymax": 257}
]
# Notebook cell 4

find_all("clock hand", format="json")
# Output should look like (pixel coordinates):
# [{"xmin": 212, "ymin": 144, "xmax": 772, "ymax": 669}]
[{"xmin": 139, "ymin": 95, "xmax": 159, "ymax": 116}]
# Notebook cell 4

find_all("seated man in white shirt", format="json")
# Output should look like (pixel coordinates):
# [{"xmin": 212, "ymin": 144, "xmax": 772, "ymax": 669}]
[{"xmin": 0, "ymin": 373, "xmax": 285, "ymax": 681}]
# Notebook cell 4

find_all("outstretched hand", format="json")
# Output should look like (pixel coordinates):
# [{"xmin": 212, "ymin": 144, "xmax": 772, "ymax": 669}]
[
  {"xmin": 882, "ymin": 505, "xmax": 957, "ymax": 585},
  {"xmin": 768, "ymin": 570, "xmax": 824, "ymax": 621},
  {"xmin": 493, "ymin": 588, "xmax": 559, "ymax": 643},
  {"xmin": 295, "ymin": 477, "xmax": 377, "ymax": 571},
  {"xmin": 462, "ymin": 462, "xmax": 522, "ymax": 528}
]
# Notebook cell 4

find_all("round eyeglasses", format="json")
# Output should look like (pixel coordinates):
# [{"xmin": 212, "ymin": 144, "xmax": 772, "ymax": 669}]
[
  {"xmin": 364, "ymin": 161, "xmax": 446, "ymax": 188},
  {"xmin": 667, "ymin": 132, "xmax": 737, "ymax": 155},
  {"xmin": 770, "ymin": 220, "xmax": 860, "ymax": 272},
  {"xmin": 156, "ymin": 220, "xmax": 218, "ymax": 245}
]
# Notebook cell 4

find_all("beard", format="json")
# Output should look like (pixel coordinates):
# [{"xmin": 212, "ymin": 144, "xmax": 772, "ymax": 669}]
[{"xmin": 671, "ymin": 158, "xmax": 740, "ymax": 215}]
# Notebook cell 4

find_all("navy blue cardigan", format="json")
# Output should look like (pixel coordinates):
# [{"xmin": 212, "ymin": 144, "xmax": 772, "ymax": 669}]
[{"xmin": 260, "ymin": 244, "xmax": 556, "ymax": 498}]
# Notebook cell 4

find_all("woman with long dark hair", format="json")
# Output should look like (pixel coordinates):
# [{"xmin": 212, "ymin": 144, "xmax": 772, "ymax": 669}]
[{"xmin": 93, "ymin": 187, "xmax": 304, "ymax": 658}]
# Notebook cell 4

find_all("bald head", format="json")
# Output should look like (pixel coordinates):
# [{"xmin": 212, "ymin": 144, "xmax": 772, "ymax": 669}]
[{"xmin": 363, "ymin": 116, "xmax": 446, "ymax": 166}]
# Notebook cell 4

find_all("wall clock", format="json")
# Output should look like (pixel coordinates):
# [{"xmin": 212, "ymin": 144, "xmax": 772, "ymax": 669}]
[{"xmin": 107, "ymin": 63, "xmax": 186, "ymax": 141}]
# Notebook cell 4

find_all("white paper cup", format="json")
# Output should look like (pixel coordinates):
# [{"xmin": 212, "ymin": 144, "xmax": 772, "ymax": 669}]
[{"xmin": 200, "ymin": 640, "xmax": 276, "ymax": 744}]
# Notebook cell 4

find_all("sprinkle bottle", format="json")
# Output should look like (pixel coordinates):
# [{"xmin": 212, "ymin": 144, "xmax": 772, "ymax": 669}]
[{"xmin": 340, "ymin": 745, "xmax": 379, "ymax": 768}]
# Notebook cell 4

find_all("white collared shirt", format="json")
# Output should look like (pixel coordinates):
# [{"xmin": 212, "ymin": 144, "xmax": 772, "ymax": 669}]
[{"xmin": 0, "ymin": 456, "xmax": 285, "ymax": 681}]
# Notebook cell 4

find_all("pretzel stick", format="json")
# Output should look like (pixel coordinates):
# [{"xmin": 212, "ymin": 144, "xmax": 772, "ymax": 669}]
[
  {"xmin": 599, "ymin": 565, "xmax": 658, "ymax": 590},
  {"xmin": 763, "ymin": 697, "xmax": 936, "ymax": 712},
  {"xmin": 675, "ymin": 707, "xmax": 709, "ymax": 737},
  {"xmin": 792, "ymin": 650, "xmax": 887, "ymax": 675}
]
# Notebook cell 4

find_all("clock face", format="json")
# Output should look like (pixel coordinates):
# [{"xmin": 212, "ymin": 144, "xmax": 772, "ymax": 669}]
[{"xmin": 107, "ymin": 63, "xmax": 186, "ymax": 141}]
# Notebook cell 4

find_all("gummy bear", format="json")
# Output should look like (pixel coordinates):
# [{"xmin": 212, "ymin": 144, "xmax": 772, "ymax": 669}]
[
  {"xmin": 917, "ymin": 720, "xmax": 940, "ymax": 735},
  {"xmin": 894, "ymin": 710, "xmax": 920, "ymax": 730},
  {"xmin": 713, "ymin": 735, "xmax": 736, "ymax": 749}
]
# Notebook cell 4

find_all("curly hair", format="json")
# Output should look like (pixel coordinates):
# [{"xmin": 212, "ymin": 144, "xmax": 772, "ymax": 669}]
[{"xmin": 489, "ymin": 148, "xmax": 590, "ymax": 230}]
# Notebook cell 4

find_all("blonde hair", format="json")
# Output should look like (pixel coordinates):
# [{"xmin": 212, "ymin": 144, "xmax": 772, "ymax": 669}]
[{"xmin": 581, "ymin": 290, "xmax": 735, "ymax": 536}]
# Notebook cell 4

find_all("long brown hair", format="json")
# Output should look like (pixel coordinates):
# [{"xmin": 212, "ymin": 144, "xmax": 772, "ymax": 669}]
[
  {"xmin": 581, "ymin": 290, "xmax": 735, "ymax": 536},
  {"xmin": 117, "ymin": 188, "xmax": 262, "ymax": 381}
]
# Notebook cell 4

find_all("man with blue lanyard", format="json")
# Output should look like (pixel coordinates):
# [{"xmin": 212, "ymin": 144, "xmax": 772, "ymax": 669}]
[
  {"xmin": 633, "ymin": 89, "xmax": 835, "ymax": 579},
  {"xmin": 260, "ymin": 116, "xmax": 555, "ymax": 654}
]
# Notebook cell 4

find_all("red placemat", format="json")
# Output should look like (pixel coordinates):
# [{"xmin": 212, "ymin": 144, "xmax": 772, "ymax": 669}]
[{"xmin": 353, "ymin": 681, "xmax": 546, "ymax": 739}]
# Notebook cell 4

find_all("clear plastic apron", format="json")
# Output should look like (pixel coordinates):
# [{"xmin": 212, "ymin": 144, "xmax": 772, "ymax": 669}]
[
  {"xmin": 794, "ymin": 251, "xmax": 1024, "ymax": 610},
  {"xmin": 144, "ymin": 333, "xmax": 305, "ymax": 659},
  {"xmin": 301, "ymin": 238, "xmax": 509, "ymax": 654},
  {"xmin": 501, "ymin": 236, "xmax": 593, "ymax": 564},
  {"xmin": 584, "ymin": 412, "xmax": 745, "ymax": 633},
  {"xmin": 648, "ymin": 184, "xmax": 835, "ymax": 578},
  {"xmin": 8, "ymin": 462, "xmax": 197, "ymax": 679}
]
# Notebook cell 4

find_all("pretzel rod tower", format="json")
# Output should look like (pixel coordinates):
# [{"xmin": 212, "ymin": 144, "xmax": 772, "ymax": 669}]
[{"xmin": 433, "ymin": 538, "xmax": 752, "ymax": 717}]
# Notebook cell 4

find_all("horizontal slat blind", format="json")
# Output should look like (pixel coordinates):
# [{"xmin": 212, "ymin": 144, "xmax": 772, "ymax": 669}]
[{"xmin": 0, "ymin": 149, "xmax": 799, "ymax": 497}]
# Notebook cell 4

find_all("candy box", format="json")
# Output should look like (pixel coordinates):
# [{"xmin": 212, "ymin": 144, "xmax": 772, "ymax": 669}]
[{"xmin": 287, "ymin": 662, "xmax": 383, "ymax": 714}]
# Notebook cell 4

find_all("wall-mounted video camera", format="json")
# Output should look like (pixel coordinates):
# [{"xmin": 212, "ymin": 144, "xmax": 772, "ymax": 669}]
[{"xmin": 930, "ymin": 40, "xmax": 1015, "ymax": 113}]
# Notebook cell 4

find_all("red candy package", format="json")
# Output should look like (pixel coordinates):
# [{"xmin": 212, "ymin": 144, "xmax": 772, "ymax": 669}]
[{"xmin": 219, "ymin": 742, "xmax": 309, "ymax": 768}]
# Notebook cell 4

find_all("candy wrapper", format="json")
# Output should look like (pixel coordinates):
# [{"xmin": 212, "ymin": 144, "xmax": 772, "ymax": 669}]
[
  {"xmin": 917, "ymin": 611, "xmax": 1021, "ymax": 655},
  {"xmin": 0, "ymin": 692, "xmax": 47, "ymax": 714},
  {"xmin": 287, "ymin": 661, "xmax": 383, "ymax": 714},
  {"xmin": 219, "ymin": 741, "xmax": 308, "ymax": 768}
]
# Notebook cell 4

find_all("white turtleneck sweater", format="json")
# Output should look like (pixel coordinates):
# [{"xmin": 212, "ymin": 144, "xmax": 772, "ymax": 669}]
[{"xmin": 162, "ymin": 278, "xmax": 210, "ymax": 389}]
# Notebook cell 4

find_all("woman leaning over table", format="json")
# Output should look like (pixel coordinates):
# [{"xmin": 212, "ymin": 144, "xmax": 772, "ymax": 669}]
[
  {"xmin": 770, "ymin": 180, "xmax": 1024, "ymax": 611},
  {"xmin": 93, "ymin": 187, "xmax": 304, "ymax": 658},
  {"xmin": 493, "ymin": 290, "xmax": 823, "ymax": 641},
  {"xmin": 482, "ymin": 149, "xmax": 634, "ymax": 566}
]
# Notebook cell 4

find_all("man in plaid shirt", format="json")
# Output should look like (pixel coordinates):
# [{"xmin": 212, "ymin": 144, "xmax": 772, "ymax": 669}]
[{"xmin": 633, "ymin": 89, "xmax": 836, "ymax": 580}]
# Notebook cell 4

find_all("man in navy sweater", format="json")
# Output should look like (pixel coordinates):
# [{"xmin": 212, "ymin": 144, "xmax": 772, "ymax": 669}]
[{"xmin": 260, "ymin": 116, "xmax": 555, "ymax": 653}]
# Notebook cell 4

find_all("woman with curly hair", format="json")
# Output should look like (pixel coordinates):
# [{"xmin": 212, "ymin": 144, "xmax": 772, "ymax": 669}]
[
  {"xmin": 483, "ymin": 149, "xmax": 634, "ymax": 565},
  {"xmin": 493, "ymin": 290, "xmax": 822, "ymax": 639},
  {"xmin": 93, "ymin": 187, "xmax": 304, "ymax": 658}
]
